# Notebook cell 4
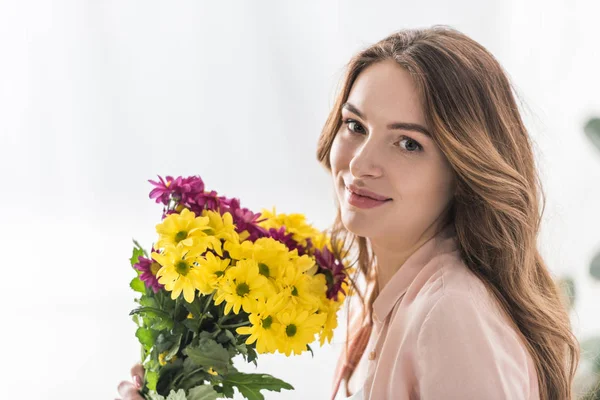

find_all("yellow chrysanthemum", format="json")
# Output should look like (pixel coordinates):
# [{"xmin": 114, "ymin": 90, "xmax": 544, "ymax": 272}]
[
  {"xmin": 195, "ymin": 251, "xmax": 231, "ymax": 295},
  {"xmin": 152, "ymin": 247, "xmax": 203, "ymax": 303},
  {"xmin": 201, "ymin": 210, "xmax": 240, "ymax": 250},
  {"xmin": 275, "ymin": 306, "xmax": 327, "ymax": 356},
  {"xmin": 318, "ymin": 299, "xmax": 341, "ymax": 346},
  {"xmin": 257, "ymin": 207, "xmax": 321, "ymax": 247},
  {"xmin": 236, "ymin": 294, "xmax": 286, "ymax": 354},
  {"xmin": 251, "ymin": 237, "xmax": 294, "ymax": 285},
  {"xmin": 223, "ymin": 240, "xmax": 255, "ymax": 261},
  {"xmin": 155, "ymin": 208, "xmax": 211, "ymax": 250},
  {"xmin": 214, "ymin": 259, "xmax": 271, "ymax": 315},
  {"xmin": 279, "ymin": 263, "xmax": 325, "ymax": 311},
  {"xmin": 311, "ymin": 232, "xmax": 331, "ymax": 252}
]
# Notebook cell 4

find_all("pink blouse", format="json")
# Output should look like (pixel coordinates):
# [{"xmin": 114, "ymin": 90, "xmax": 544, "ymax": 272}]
[{"xmin": 332, "ymin": 224, "xmax": 540, "ymax": 399}]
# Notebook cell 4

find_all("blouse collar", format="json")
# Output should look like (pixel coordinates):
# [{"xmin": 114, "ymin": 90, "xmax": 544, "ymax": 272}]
[{"xmin": 372, "ymin": 224, "xmax": 459, "ymax": 324}]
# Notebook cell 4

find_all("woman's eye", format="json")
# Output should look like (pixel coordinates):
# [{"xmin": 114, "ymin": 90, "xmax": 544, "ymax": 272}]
[
  {"xmin": 342, "ymin": 119, "xmax": 365, "ymax": 134},
  {"xmin": 398, "ymin": 137, "xmax": 423, "ymax": 152}
]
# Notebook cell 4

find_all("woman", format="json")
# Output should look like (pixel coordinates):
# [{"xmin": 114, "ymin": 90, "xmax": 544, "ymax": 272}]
[{"xmin": 117, "ymin": 26, "xmax": 579, "ymax": 400}]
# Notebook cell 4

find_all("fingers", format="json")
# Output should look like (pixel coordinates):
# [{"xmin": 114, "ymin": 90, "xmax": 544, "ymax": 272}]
[
  {"xmin": 130, "ymin": 363, "xmax": 145, "ymax": 387},
  {"xmin": 117, "ymin": 381, "xmax": 143, "ymax": 400}
]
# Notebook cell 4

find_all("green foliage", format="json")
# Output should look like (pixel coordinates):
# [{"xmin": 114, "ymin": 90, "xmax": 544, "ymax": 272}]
[
  {"xmin": 131, "ymin": 242, "xmax": 146, "ymax": 267},
  {"xmin": 221, "ymin": 373, "xmax": 295, "ymax": 400},
  {"xmin": 590, "ymin": 252, "xmax": 600, "ymax": 282},
  {"xmin": 131, "ymin": 277, "xmax": 147, "ymax": 293},
  {"xmin": 183, "ymin": 337, "xmax": 231, "ymax": 374},
  {"xmin": 187, "ymin": 385, "xmax": 220, "ymax": 400},
  {"xmin": 130, "ymin": 241, "xmax": 294, "ymax": 400},
  {"xmin": 557, "ymin": 276, "xmax": 576, "ymax": 311},
  {"xmin": 584, "ymin": 117, "xmax": 600, "ymax": 152}
]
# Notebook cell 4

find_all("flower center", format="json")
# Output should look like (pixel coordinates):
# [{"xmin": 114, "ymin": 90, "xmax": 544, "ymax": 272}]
[
  {"xmin": 176, "ymin": 261, "xmax": 189, "ymax": 276},
  {"xmin": 258, "ymin": 263, "xmax": 270, "ymax": 277},
  {"xmin": 262, "ymin": 315, "xmax": 273, "ymax": 329},
  {"xmin": 215, "ymin": 270, "xmax": 224, "ymax": 277},
  {"xmin": 286, "ymin": 324, "xmax": 297, "ymax": 337},
  {"xmin": 291, "ymin": 286, "xmax": 298, "ymax": 296},
  {"xmin": 150, "ymin": 262, "xmax": 161, "ymax": 276},
  {"xmin": 236, "ymin": 282, "xmax": 250, "ymax": 297},
  {"xmin": 175, "ymin": 231, "xmax": 188, "ymax": 243}
]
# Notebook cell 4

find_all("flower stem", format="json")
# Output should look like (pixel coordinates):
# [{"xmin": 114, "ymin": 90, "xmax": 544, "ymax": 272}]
[{"xmin": 219, "ymin": 321, "xmax": 251, "ymax": 329}]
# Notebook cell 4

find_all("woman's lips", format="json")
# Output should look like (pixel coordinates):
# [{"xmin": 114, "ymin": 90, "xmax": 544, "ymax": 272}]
[
  {"xmin": 346, "ymin": 183, "xmax": 391, "ymax": 201},
  {"xmin": 346, "ymin": 187, "xmax": 392, "ymax": 209}
]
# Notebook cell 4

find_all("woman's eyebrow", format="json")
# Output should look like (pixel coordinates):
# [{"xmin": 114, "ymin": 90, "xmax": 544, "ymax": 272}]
[{"xmin": 342, "ymin": 102, "xmax": 431, "ymax": 137}]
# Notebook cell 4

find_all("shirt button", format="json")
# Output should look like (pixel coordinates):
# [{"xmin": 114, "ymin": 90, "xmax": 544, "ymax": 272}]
[{"xmin": 368, "ymin": 351, "xmax": 376, "ymax": 360}]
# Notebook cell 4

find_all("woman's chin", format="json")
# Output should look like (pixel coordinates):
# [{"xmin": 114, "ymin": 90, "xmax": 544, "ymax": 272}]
[{"xmin": 340, "ymin": 214, "xmax": 376, "ymax": 238}]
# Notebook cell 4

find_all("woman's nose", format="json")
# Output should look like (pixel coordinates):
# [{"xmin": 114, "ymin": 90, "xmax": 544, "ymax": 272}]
[{"xmin": 349, "ymin": 140, "xmax": 383, "ymax": 179}]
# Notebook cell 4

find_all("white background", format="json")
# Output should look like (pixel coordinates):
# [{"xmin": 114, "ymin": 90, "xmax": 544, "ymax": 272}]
[{"xmin": 1, "ymin": 0, "xmax": 599, "ymax": 399}]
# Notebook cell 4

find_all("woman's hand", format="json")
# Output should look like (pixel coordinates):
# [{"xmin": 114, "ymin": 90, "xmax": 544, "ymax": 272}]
[{"xmin": 116, "ymin": 363, "xmax": 145, "ymax": 400}]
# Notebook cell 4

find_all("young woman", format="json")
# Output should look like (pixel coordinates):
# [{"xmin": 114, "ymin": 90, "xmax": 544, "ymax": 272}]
[
  {"xmin": 321, "ymin": 26, "xmax": 578, "ymax": 400},
  {"xmin": 117, "ymin": 26, "xmax": 579, "ymax": 400}
]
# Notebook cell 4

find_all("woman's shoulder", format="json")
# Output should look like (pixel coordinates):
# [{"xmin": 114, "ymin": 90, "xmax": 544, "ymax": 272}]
[
  {"xmin": 415, "ymin": 250, "xmax": 496, "ymax": 309},
  {"xmin": 404, "ymin": 251, "xmax": 518, "ymax": 334},
  {"xmin": 406, "ymin": 260, "xmax": 539, "ymax": 399}
]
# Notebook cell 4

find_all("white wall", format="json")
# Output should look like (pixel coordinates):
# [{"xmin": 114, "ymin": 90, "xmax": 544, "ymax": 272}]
[{"xmin": 1, "ymin": 0, "xmax": 599, "ymax": 399}]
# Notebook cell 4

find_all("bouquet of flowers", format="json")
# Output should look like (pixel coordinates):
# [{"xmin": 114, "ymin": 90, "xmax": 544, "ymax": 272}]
[{"xmin": 128, "ymin": 175, "xmax": 352, "ymax": 399}]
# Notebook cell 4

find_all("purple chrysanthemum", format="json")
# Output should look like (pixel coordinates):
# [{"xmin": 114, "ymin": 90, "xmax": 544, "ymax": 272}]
[
  {"xmin": 218, "ymin": 197, "xmax": 268, "ymax": 242},
  {"xmin": 149, "ymin": 175, "xmax": 182, "ymax": 205},
  {"xmin": 134, "ymin": 252, "xmax": 164, "ymax": 293},
  {"xmin": 267, "ymin": 226, "xmax": 308, "ymax": 255},
  {"xmin": 187, "ymin": 190, "xmax": 221, "ymax": 213},
  {"xmin": 178, "ymin": 176, "xmax": 206, "ymax": 204},
  {"xmin": 314, "ymin": 246, "xmax": 348, "ymax": 301},
  {"xmin": 149, "ymin": 175, "xmax": 269, "ymax": 241},
  {"xmin": 149, "ymin": 175, "xmax": 207, "ymax": 209}
]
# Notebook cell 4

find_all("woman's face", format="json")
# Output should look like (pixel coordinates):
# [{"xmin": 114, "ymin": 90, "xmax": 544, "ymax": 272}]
[{"xmin": 329, "ymin": 60, "xmax": 456, "ymax": 244}]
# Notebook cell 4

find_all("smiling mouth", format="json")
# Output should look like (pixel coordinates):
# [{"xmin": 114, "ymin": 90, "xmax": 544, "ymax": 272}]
[
  {"xmin": 344, "ymin": 187, "xmax": 393, "ymax": 210},
  {"xmin": 345, "ymin": 186, "xmax": 392, "ymax": 202}
]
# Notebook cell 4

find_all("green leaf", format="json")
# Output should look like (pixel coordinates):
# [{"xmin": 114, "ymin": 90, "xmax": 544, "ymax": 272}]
[
  {"xmin": 245, "ymin": 346, "xmax": 258, "ymax": 366},
  {"xmin": 131, "ymin": 243, "xmax": 146, "ymax": 267},
  {"xmin": 131, "ymin": 277, "xmax": 147, "ymax": 293},
  {"xmin": 236, "ymin": 343, "xmax": 247, "ymax": 357},
  {"xmin": 140, "ymin": 296, "xmax": 159, "ymax": 308},
  {"xmin": 136, "ymin": 327, "xmax": 157, "ymax": 351},
  {"xmin": 165, "ymin": 334, "xmax": 182, "ymax": 361},
  {"xmin": 183, "ymin": 297, "xmax": 204, "ymax": 318},
  {"xmin": 183, "ymin": 337, "xmax": 231, "ymax": 373},
  {"xmin": 221, "ymin": 373, "xmax": 294, "ymax": 400},
  {"xmin": 156, "ymin": 359, "xmax": 184, "ymax": 396},
  {"xmin": 584, "ymin": 117, "xmax": 600, "ymax": 152},
  {"xmin": 156, "ymin": 332, "xmax": 179, "ymax": 353},
  {"xmin": 183, "ymin": 318, "xmax": 203, "ymax": 333},
  {"xmin": 130, "ymin": 307, "xmax": 174, "ymax": 331},
  {"xmin": 166, "ymin": 389, "xmax": 188, "ymax": 400},
  {"xmin": 187, "ymin": 385, "xmax": 220, "ymax": 400},
  {"xmin": 216, "ymin": 384, "xmax": 234, "ymax": 399},
  {"xmin": 146, "ymin": 370, "xmax": 159, "ymax": 391}
]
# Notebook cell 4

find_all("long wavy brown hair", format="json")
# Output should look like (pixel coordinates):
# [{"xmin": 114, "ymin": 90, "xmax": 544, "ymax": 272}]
[{"xmin": 317, "ymin": 26, "xmax": 580, "ymax": 400}]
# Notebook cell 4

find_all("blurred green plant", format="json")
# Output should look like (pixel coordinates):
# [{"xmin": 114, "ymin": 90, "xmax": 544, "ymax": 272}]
[
  {"xmin": 585, "ymin": 118, "xmax": 600, "ymax": 153},
  {"xmin": 566, "ymin": 117, "xmax": 600, "ymax": 399}
]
